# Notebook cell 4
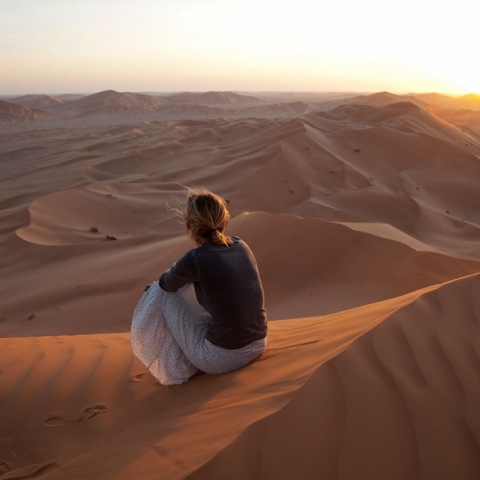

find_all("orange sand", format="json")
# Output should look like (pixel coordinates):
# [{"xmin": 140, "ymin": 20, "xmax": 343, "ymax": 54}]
[{"xmin": 1, "ymin": 91, "xmax": 479, "ymax": 479}]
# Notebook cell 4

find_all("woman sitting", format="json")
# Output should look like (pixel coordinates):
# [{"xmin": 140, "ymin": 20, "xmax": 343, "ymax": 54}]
[{"xmin": 131, "ymin": 188, "xmax": 268, "ymax": 385}]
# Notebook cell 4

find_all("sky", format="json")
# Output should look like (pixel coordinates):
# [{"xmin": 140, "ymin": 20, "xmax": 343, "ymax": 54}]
[{"xmin": 1, "ymin": 0, "xmax": 478, "ymax": 95}]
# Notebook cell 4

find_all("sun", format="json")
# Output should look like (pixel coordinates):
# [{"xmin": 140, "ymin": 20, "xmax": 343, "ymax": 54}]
[
  {"xmin": 449, "ymin": 73, "xmax": 479, "ymax": 95},
  {"xmin": 440, "ymin": 63, "xmax": 479, "ymax": 96}
]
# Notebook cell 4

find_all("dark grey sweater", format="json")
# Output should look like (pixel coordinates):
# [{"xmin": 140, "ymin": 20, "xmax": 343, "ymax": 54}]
[{"xmin": 159, "ymin": 237, "xmax": 267, "ymax": 349}]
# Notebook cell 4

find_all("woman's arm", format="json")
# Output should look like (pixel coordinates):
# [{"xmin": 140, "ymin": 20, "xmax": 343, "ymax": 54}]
[{"xmin": 159, "ymin": 249, "xmax": 200, "ymax": 291}]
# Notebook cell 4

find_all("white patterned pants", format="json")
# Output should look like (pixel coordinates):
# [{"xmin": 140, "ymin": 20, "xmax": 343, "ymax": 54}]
[{"xmin": 131, "ymin": 282, "xmax": 267, "ymax": 385}]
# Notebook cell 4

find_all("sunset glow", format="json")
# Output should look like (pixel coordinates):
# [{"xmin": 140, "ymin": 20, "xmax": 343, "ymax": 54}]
[{"xmin": 1, "ymin": 0, "xmax": 477, "ymax": 95}]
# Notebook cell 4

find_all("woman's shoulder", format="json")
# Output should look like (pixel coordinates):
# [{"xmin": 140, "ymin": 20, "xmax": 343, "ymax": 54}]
[
  {"xmin": 232, "ymin": 236, "xmax": 252, "ymax": 248},
  {"xmin": 229, "ymin": 237, "xmax": 255, "ymax": 252},
  {"xmin": 175, "ymin": 247, "xmax": 198, "ymax": 266},
  {"xmin": 224, "ymin": 236, "xmax": 248, "ymax": 250}
]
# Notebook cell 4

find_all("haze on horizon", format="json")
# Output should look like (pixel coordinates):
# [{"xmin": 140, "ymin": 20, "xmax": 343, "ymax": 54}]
[{"xmin": 1, "ymin": 0, "xmax": 478, "ymax": 96}]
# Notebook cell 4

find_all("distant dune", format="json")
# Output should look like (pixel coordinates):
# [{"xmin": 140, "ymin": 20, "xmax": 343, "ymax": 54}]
[
  {"xmin": 62, "ymin": 90, "xmax": 175, "ymax": 115},
  {"xmin": 344, "ymin": 91, "xmax": 426, "ymax": 107},
  {"xmin": 414, "ymin": 92, "xmax": 480, "ymax": 111},
  {"xmin": 0, "ymin": 99, "xmax": 50, "ymax": 123},
  {"xmin": 4, "ymin": 90, "xmax": 480, "ymax": 130},
  {"xmin": 0, "ymin": 90, "xmax": 479, "ymax": 479},
  {"xmin": 167, "ymin": 91, "xmax": 263, "ymax": 105},
  {"xmin": 9, "ymin": 94, "xmax": 66, "ymax": 109}
]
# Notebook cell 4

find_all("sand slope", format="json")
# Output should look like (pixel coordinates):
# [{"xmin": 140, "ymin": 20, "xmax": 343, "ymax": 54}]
[
  {"xmin": 1, "ymin": 91, "xmax": 480, "ymax": 479},
  {"xmin": 190, "ymin": 273, "xmax": 480, "ymax": 480},
  {"xmin": 1, "ymin": 274, "xmax": 478, "ymax": 479},
  {"xmin": 0, "ymin": 100, "xmax": 50, "ymax": 123}
]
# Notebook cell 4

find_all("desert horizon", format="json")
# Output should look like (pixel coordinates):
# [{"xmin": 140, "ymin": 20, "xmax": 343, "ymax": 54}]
[
  {"xmin": 1, "ymin": 87, "xmax": 480, "ymax": 479},
  {"xmin": 1, "ymin": 89, "xmax": 477, "ymax": 96},
  {"xmin": 2, "ymin": 88, "xmax": 480, "ymax": 126}
]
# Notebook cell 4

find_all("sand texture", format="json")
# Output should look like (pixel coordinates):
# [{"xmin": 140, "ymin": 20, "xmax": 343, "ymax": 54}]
[{"xmin": 1, "ymin": 91, "xmax": 479, "ymax": 479}]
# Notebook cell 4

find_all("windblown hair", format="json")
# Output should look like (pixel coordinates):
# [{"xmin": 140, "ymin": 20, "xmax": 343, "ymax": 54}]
[{"xmin": 183, "ymin": 188, "xmax": 231, "ymax": 247}]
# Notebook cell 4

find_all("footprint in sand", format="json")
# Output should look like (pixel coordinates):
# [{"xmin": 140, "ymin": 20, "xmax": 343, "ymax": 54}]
[
  {"xmin": 45, "ymin": 404, "xmax": 108, "ymax": 427},
  {"xmin": 0, "ymin": 438, "xmax": 18, "ymax": 475},
  {"xmin": 132, "ymin": 373, "xmax": 149, "ymax": 382},
  {"xmin": 0, "ymin": 438, "xmax": 58, "ymax": 479},
  {"xmin": 1, "ymin": 461, "xmax": 59, "ymax": 479},
  {"xmin": 0, "ymin": 461, "xmax": 13, "ymax": 475}
]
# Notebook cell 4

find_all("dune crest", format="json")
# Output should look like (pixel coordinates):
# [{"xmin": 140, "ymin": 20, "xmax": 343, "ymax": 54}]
[
  {"xmin": 1, "ymin": 274, "xmax": 478, "ymax": 479},
  {"xmin": 191, "ymin": 273, "xmax": 480, "ymax": 480},
  {"xmin": 0, "ymin": 99, "xmax": 49, "ymax": 123}
]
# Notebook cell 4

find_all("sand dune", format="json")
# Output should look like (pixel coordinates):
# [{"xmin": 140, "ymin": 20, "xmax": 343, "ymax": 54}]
[
  {"xmin": 5, "ymin": 90, "xmax": 480, "ymax": 131},
  {"xmin": 61, "ymin": 90, "xmax": 175, "ymax": 115},
  {"xmin": 190, "ymin": 273, "xmax": 480, "ymax": 480},
  {"xmin": 3, "ymin": 210, "xmax": 479, "ymax": 338},
  {"xmin": 313, "ymin": 91, "xmax": 427, "ymax": 112},
  {"xmin": 438, "ymin": 109, "xmax": 480, "ymax": 139},
  {"xmin": 167, "ymin": 91, "xmax": 263, "ymax": 105},
  {"xmin": 414, "ymin": 92, "xmax": 480, "ymax": 111},
  {"xmin": 0, "ymin": 99, "xmax": 50, "ymax": 123},
  {"xmin": 8, "ymin": 94, "xmax": 66, "ymax": 109},
  {"xmin": 1, "ymin": 274, "xmax": 478, "ymax": 479},
  {"xmin": 1, "ymin": 90, "xmax": 480, "ymax": 479}
]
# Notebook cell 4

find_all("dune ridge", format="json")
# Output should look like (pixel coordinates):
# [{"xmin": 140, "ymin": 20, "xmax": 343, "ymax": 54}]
[
  {"xmin": 167, "ymin": 91, "xmax": 263, "ymax": 105},
  {"xmin": 190, "ymin": 273, "xmax": 480, "ymax": 480},
  {"xmin": 3, "ymin": 90, "xmax": 480, "ymax": 130},
  {"xmin": 1, "ymin": 274, "xmax": 478, "ymax": 479},
  {"xmin": 2, "ymin": 211, "xmax": 479, "ymax": 338},
  {"xmin": 1, "ymin": 90, "xmax": 479, "ymax": 479},
  {"xmin": 7, "ymin": 94, "xmax": 66, "ymax": 109},
  {"xmin": 0, "ymin": 100, "xmax": 50, "ymax": 123}
]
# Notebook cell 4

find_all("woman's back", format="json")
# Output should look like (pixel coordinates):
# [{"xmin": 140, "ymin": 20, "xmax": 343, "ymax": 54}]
[{"xmin": 161, "ymin": 237, "xmax": 267, "ymax": 349}]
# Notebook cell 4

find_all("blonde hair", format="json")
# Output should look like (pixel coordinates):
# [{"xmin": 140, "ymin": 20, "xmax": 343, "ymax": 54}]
[{"xmin": 183, "ymin": 187, "xmax": 231, "ymax": 247}]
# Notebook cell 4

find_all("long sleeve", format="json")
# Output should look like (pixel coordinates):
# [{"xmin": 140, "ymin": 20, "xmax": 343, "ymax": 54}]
[{"xmin": 159, "ymin": 249, "xmax": 200, "ymax": 292}]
